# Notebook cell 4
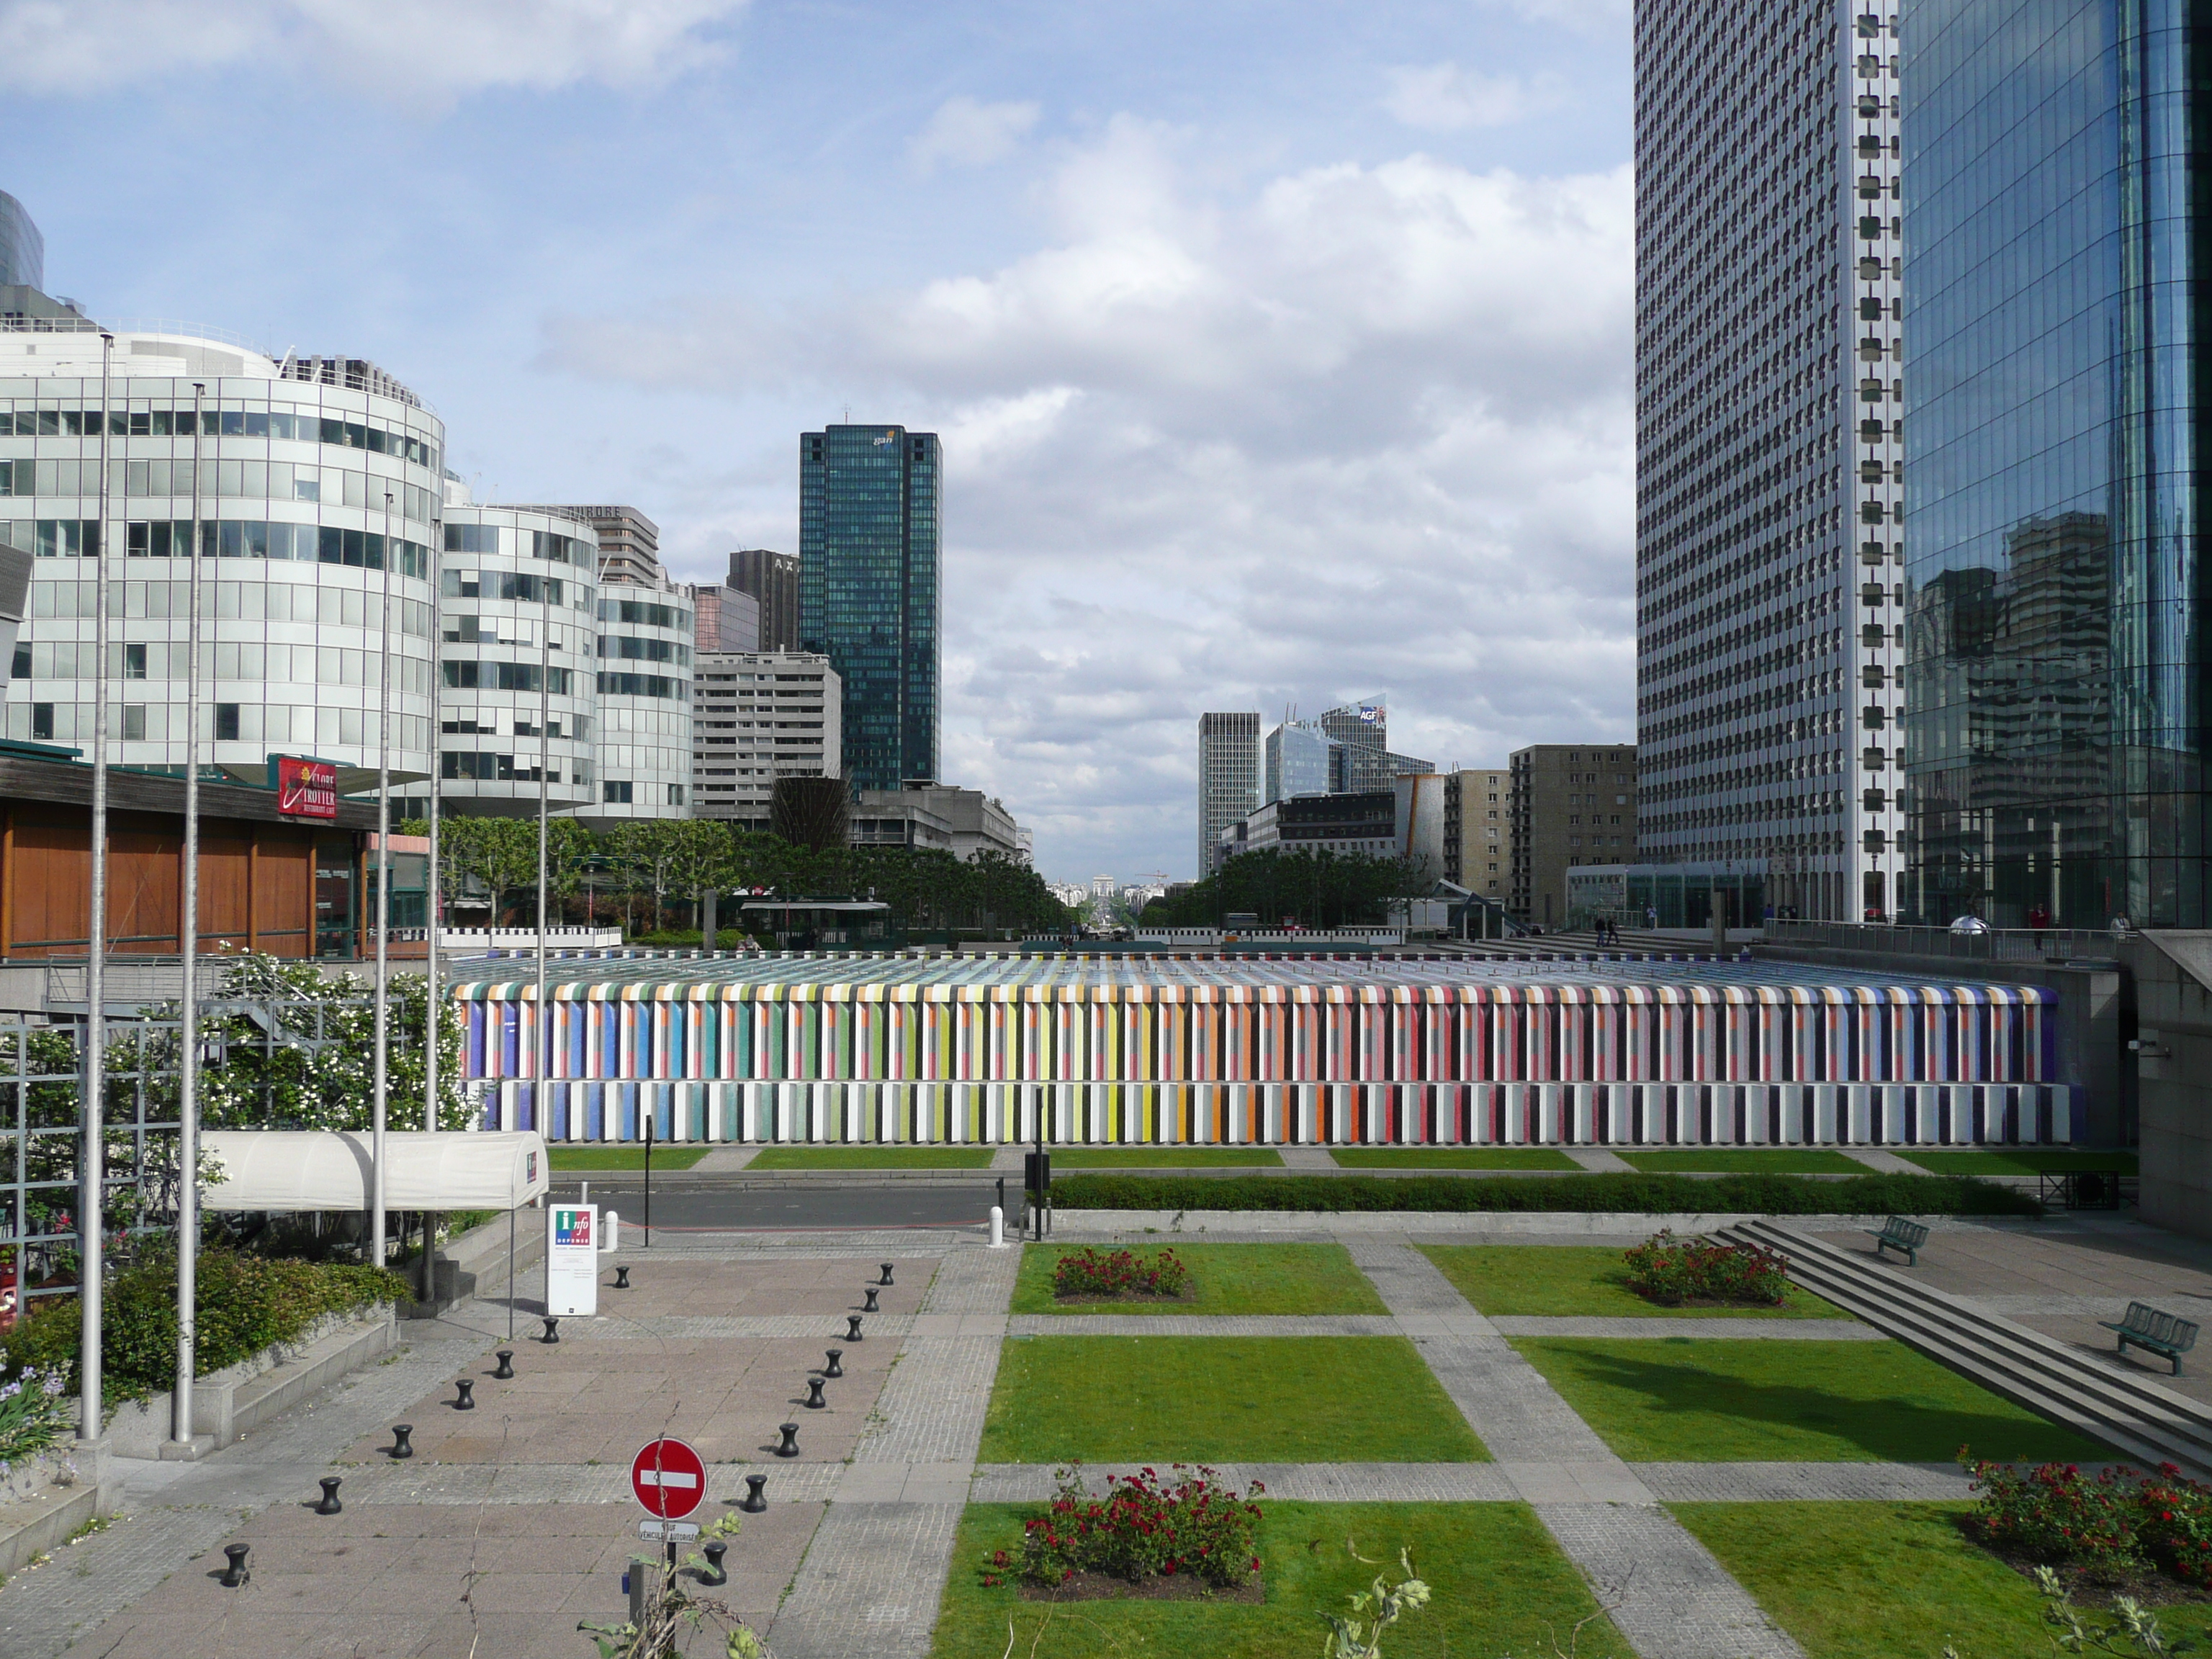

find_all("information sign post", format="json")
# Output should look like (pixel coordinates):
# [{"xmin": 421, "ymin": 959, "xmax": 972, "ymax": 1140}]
[{"xmin": 546, "ymin": 1204, "xmax": 599, "ymax": 1318}]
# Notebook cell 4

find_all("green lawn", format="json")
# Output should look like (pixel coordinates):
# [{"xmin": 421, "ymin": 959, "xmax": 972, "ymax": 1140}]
[
  {"xmin": 1010, "ymin": 1242, "xmax": 1388, "ymax": 1316},
  {"xmin": 547, "ymin": 1146, "xmax": 709, "ymax": 1171},
  {"xmin": 1050, "ymin": 1147, "xmax": 1285, "ymax": 1168},
  {"xmin": 980, "ymin": 1336, "xmax": 1487, "ymax": 1463},
  {"xmin": 1617, "ymin": 1148, "xmax": 1868, "ymax": 1174},
  {"xmin": 1898, "ymin": 1148, "xmax": 2136, "ymax": 1177},
  {"xmin": 933, "ymin": 1501, "xmax": 1632, "ymax": 1659},
  {"xmin": 1420, "ymin": 1244, "xmax": 1851, "ymax": 1320},
  {"xmin": 1510, "ymin": 1337, "xmax": 2111, "ymax": 1464},
  {"xmin": 1330, "ymin": 1147, "xmax": 1581, "ymax": 1170},
  {"xmin": 747, "ymin": 1146, "xmax": 995, "ymax": 1169},
  {"xmin": 1675, "ymin": 1500, "xmax": 2212, "ymax": 1658}
]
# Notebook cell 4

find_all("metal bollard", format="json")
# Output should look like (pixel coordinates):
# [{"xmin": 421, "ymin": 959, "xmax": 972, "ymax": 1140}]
[
  {"xmin": 739, "ymin": 1473, "xmax": 769, "ymax": 1512},
  {"xmin": 775, "ymin": 1422, "xmax": 801, "ymax": 1458},
  {"xmin": 493, "ymin": 1350, "xmax": 515, "ymax": 1380},
  {"xmin": 614, "ymin": 1264, "xmax": 631, "ymax": 1290},
  {"xmin": 542, "ymin": 1316, "xmax": 561, "ymax": 1344},
  {"xmin": 220, "ymin": 1543, "xmax": 251, "ymax": 1587},
  {"xmin": 862, "ymin": 1286, "xmax": 880, "ymax": 1313},
  {"xmin": 701, "ymin": 1540, "xmax": 729, "ymax": 1586},
  {"xmin": 454, "ymin": 1380, "xmax": 476, "ymax": 1411},
  {"xmin": 845, "ymin": 1314, "xmax": 864, "ymax": 1342},
  {"xmin": 878, "ymin": 1262, "xmax": 895, "ymax": 1287},
  {"xmin": 990, "ymin": 1205, "xmax": 1004, "ymax": 1249},
  {"xmin": 804, "ymin": 1377, "xmax": 827, "ymax": 1409},
  {"xmin": 389, "ymin": 1424, "xmax": 414, "ymax": 1460},
  {"xmin": 315, "ymin": 1476, "xmax": 343, "ymax": 1516},
  {"xmin": 823, "ymin": 1348, "xmax": 843, "ymax": 1378}
]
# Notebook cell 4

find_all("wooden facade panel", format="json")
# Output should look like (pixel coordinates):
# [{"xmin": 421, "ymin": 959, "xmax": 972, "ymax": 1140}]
[{"xmin": 252, "ymin": 835, "xmax": 315, "ymax": 954}]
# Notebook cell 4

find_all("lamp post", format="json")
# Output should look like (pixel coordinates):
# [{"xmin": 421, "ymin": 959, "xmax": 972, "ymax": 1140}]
[
  {"xmin": 422, "ymin": 514, "xmax": 442, "ymax": 1306},
  {"xmin": 171, "ymin": 379, "xmax": 205, "ymax": 1452},
  {"xmin": 81, "ymin": 331, "xmax": 116, "ymax": 1448},
  {"xmin": 369, "ymin": 493, "xmax": 395, "ymax": 1271}
]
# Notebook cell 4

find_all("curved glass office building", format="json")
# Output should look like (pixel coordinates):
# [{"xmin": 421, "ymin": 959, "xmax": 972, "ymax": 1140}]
[
  {"xmin": 593, "ymin": 581, "xmax": 693, "ymax": 822},
  {"xmin": 436, "ymin": 495, "xmax": 599, "ymax": 815},
  {"xmin": 1904, "ymin": 0, "xmax": 2207, "ymax": 926},
  {"xmin": 0, "ymin": 324, "xmax": 441, "ymax": 800}
]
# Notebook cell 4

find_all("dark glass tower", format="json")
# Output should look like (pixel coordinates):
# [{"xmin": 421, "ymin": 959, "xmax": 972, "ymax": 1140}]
[
  {"xmin": 1903, "ymin": 0, "xmax": 2208, "ymax": 926},
  {"xmin": 799, "ymin": 425, "xmax": 941, "ymax": 793}
]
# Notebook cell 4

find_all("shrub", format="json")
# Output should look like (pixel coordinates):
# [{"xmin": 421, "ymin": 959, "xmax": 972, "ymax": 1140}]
[
  {"xmin": 1047, "ymin": 1172, "xmax": 2040, "ymax": 1216},
  {"xmin": 2131, "ymin": 1463, "xmax": 2212, "ymax": 1588},
  {"xmin": 0, "ymin": 1249, "xmax": 409, "ymax": 1411},
  {"xmin": 1966, "ymin": 1459, "xmax": 2146, "ymax": 1578},
  {"xmin": 0, "ymin": 1366, "xmax": 72, "ymax": 1469},
  {"xmin": 1051, "ymin": 1247, "xmax": 1189, "ymax": 1300},
  {"xmin": 994, "ymin": 1464, "xmax": 1263, "ymax": 1590},
  {"xmin": 1622, "ymin": 1229, "xmax": 1789, "ymax": 1305}
]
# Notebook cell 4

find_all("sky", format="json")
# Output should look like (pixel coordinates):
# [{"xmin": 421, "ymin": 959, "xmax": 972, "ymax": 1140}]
[{"xmin": 0, "ymin": 0, "xmax": 1636, "ymax": 886}]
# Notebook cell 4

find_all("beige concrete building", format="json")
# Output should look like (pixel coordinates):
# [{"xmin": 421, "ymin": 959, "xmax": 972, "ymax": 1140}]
[
  {"xmin": 1442, "ymin": 767, "xmax": 1512, "ymax": 904},
  {"xmin": 1509, "ymin": 745, "xmax": 1639, "ymax": 928}
]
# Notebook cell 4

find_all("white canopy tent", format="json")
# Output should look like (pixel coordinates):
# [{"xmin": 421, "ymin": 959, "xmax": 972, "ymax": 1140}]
[{"xmin": 200, "ymin": 1130, "xmax": 549, "ymax": 1212}]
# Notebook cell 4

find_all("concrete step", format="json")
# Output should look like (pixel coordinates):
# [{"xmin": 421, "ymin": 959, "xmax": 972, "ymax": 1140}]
[{"xmin": 1719, "ymin": 1220, "xmax": 2212, "ymax": 1479}]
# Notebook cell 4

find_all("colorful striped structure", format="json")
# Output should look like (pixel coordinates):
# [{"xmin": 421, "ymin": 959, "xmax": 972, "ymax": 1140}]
[{"xmin": 451, "ymin": 953, "xmax": 2071, "ymax": 1148}]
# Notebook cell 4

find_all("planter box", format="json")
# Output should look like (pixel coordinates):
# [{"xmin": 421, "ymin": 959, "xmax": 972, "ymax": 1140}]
[
  {"xmin": 104, "ymin": 1304, "xmax": 397, "ymax": 1460},
  {"xmin": 0, "ymin": 1465, "xmax": 98, "ymax": 1579}
]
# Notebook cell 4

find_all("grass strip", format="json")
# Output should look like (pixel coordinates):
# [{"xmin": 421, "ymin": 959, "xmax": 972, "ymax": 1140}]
[
  {"xmin": 1421, "ymin": 1244, "xmax": 1851, "ymax": 1319},
  {"xmin": 1050, "ymin": 1170, "xmax": 2038, "ymax": 1215},
  {"xmin": 547, "ymin": 1146, "xmax": 709, "ymax": 1171},
  {"xmin": 1010, "ymin": 1242, "xmax": 1388, "ymax": 1316},
  {"xmin": 981, "ymin": 1335, "xmax": 1487, "ymax": 1463},
  {"xmin": 747, "ymin": 1146, "xmax": 994, "ymax": 1169},
  {"xmin": 1510, "ymin": 1336, "xmax": 2111, "ymax": 1464},
  {"xmin": 1617, "ymin": 1148, "xmax": 1869, "ymax": 1174},
  {"xmin": 1899, "ymin": 1148, "xmax": 2136, "ymax": 1177},
  {"xmin": 934, "ymin": 1500, "xmax": 1631, "ymax": 1658},
  {"xmin": 1673, "ymin": 1500, "xmax": 2212, "ymax": 1657},
  {"xmin": 1330, "ymin": 1147, "xmax": 1581, "ymax": 1169},
  {"xmin": 1051, "ymin": 1148, "xmax": 1285, "ymax": 1168}
]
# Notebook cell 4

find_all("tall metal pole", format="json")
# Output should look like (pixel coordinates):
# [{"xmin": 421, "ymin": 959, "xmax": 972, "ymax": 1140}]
[
  {"xmin": 370, "ymin": 493, "xmax": 394, "ymax": 1270},
  {"xmin": 536, "ymin": 555, "xmax": 550, "ymax": 1135},
  {"xmin": 81, "ymin": 333, "xmax": 115, "ymax": 1444},
  {"xmin": 422, "ymin": 515, "xmax": 441, "ymax": 1305},
  {"xmin": 171, "ymin": 381, "xmax": 205, "ymax": 1449}
]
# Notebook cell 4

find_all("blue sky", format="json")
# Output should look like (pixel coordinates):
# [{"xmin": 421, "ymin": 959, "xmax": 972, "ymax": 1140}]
[{"xmin": 2, "ymin": 0, "xmax": 1635, "ymax": 884}]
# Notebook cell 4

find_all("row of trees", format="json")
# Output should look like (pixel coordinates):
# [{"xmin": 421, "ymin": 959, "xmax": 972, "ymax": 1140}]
[
  {"xmin": 1137, "ymin": 847, "xmax": 1427, "ymax": 931},
  {"xmin": 405, "ymin": 817, "xmax": 1074, "ymax": 938}
]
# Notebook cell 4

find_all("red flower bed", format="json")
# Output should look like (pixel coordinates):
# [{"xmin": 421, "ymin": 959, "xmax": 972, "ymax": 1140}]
[
  {"xmin": 1051, "ymin": 1246, "xmax": 1189, "ymax": 1300},
  {"xmin": 987, "ymin": 1464, "xmax": 1263, "ymax": 1590},
  {"xmin": 1622, "ymin": 1229, "xmax": 1789, "ymax": 1306},
  {"xmin": 1967, "ymin": 1458, "xmax": 2212, "ymax": 1586}
]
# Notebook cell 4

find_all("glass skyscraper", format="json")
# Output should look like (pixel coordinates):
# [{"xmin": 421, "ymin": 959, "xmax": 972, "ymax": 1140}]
[
  {"xmin": 799, "ymin": 425, "xmax": 940, "ymax": 793},
  {"xmin": 1904, "ymin": 0, "xmax": 2208, "ymax": 926},
  {"xmin": 1633, "ymin": 0, "xmax": 1907, "ymax": 923}
]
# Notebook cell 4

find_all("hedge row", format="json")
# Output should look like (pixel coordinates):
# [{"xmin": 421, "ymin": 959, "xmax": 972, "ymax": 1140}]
[
  {"xmin": 1048, "ymin": 1171, "xmax": 2038, "ymax": 1216},
  {"xmin": 0, "ymin": 1249, "xmax": 410, "ymax": 1408}
]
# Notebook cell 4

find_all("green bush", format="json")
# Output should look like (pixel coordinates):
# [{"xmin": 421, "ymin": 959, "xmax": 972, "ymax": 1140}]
[
  {"xmin": 1048, "ymin": 1171, "xmax": 2039, "ymax": 1216},
  {"xmin": 1622, "ymin": 1229, "xmax": 1790, "ymax": 1305},
  {"xmin": 0, "ymin": 1249, "xmax": 409, "ymax": 1411}
]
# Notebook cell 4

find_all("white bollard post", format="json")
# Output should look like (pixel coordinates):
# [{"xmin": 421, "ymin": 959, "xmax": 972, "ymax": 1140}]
[
  {"xmin": 989, "ymin": 1205, "xmax": 1005, "ymax": 1249},
  {"xmin": 603, "ymin": 1210, "xmax": 620, "ymax": 1252}
]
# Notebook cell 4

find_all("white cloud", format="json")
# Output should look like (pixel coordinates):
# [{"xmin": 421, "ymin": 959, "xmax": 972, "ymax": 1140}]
[
  {"xmin": 547, "ymin": 120, "xmax": 1635, "ymax": 880},
  {"xmin": 1385, "ymin": 62, "xmax": 1566, "ymax": 130},
  {"xmin": 0, "ymin": 0, "xmax": 745, "ymax": 96},
  {"xmin": 906, "ymin": 96, "xmax": 1043, "ymax": 172}
]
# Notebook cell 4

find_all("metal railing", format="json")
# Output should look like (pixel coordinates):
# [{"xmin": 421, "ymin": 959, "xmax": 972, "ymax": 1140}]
[{"xmin": 1768, "ymin": 919, "xmax": 2122, "ymax": 963}]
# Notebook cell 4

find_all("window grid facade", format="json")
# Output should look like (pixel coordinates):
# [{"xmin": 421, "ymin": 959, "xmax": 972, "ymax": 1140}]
[
  {"xmin": 1634, "ymin": 0, "xmax": 1904, "ymax": 922},
  {"xmin": 691, "ymin": 650, "xmax": 840, "ymax": 829},
  {"xmin": 1197, "ymin": 711, "xmax": 1260, "ymax": 875}
]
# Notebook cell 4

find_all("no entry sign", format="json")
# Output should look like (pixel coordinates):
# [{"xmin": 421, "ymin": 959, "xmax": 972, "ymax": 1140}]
[{"xmin": 629, "ymin": 1436, "xmax": 706, "ymax": 1520}]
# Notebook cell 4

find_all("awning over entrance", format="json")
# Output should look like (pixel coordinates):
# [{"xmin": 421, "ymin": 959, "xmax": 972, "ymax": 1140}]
[{"xmin": 200, "ymin": 1130, "xmax": 550, "ymax": 1211}]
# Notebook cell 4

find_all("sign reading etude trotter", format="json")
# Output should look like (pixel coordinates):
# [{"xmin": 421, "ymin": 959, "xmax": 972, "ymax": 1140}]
[
  {"xmin": 545, "ymin": 1204, "xmax": 599, "ymax": 1318},
  {"xmin": 274, "ymin": 756, "xmax": 338, "ymax": 819},
  {"xmin": 629, "ymin": 1436, "xmax": 706, "ymax": 1521}
]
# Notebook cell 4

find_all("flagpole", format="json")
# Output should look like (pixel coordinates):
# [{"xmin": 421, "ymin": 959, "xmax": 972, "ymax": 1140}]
[
  {"xmin": 81, "ymin": 331, "xmax": 115, "ymax": 1449},
  {"xmin": 370, "ymin": 493, "xmax": 394, "ymax": 1272},
  {"xmin": 171, "ymin": 379, "xmax": 205, "ymax": 1452}
]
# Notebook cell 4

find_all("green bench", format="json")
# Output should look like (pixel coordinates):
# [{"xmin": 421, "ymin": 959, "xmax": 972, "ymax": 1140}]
[
  {"xmin": 2100, "ymin": 1301, "xmax": 2200, "ymax": 1376},
  {"xmin": 1866, "ymin": 1214, "xmax": 1930, "ymax": 1266}
]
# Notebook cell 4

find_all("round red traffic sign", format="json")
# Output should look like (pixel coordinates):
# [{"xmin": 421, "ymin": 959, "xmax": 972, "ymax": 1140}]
[{"xmin": 629, "ymin": 1436, "xmax": 707, "ymax": 1520}]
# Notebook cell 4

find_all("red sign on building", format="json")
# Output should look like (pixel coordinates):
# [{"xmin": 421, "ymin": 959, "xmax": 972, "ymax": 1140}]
[{"xmin": 276, "ymin": 757, "xmax": 338, "ymax": 819}]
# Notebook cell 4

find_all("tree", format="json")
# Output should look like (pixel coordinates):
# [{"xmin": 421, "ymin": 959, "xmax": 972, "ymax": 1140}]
[{"xmin": 611, "ymin": 820, "xmax": 688, "ymax": 934}]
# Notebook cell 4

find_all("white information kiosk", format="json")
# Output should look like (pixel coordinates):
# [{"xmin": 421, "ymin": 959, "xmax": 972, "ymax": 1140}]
[{"xmin": 546, "ymin": 1204, "xmax": 601, "ymax": 1317}]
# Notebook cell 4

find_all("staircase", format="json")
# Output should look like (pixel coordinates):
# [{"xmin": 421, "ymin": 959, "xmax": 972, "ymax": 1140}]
[{"xmin": 1718, "ymin": 1219, "xmax": 2212, "ymax": 1479}]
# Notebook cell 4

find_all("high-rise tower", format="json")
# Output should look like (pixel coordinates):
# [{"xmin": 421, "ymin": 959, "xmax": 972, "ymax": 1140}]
[
  {"xmin": 1197, "ymin": 711, "xmax": 1260, "ymax": 875},
  {"xmin": 799, "ymin": 425, "xmax": 940, "ymax": 793},
  {"xmin": 1633, "ymin": 0, "xmax": 1904, "ymax": 922}
]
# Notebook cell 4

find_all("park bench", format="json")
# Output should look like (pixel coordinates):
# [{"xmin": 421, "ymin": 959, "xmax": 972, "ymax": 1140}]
[
  {"xmin": 2100, "ymin": 1301, "xmax": 2200, "ymax": 1376},
  {"xmin": 1866, "ymin": 1215, "xmax": 1930, "ymax": 1266}
]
